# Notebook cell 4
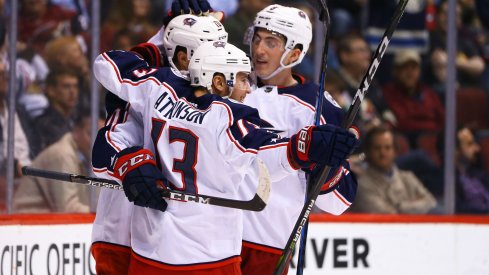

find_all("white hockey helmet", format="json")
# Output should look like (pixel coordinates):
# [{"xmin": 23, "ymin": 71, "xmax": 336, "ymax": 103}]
[
  {"xmin": 189, "ymin": 41, "xmax": 251, "ymax": 95},
  {"xmin": 163, "ymin": 14, "xmax": 229, "ymax": 70},
  {"xmin": 251, "ymin": 4, "xmax": 313, "ymax": 79}
]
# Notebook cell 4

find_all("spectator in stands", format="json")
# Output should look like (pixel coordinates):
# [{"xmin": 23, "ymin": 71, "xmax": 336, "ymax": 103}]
[
  {"xmin": 43, "ymin": 36, "xmax": 90, "ymax": 110},
  {"xmin": 429, "ymin": 0, "xmax": 485, "ymax": 88},
  {"xmin": 17, "ymin": 0, "xmax": 79, "ymax": 55},
  {"xmin": 336, "ymin": 35, "xmax": 370, "ymax": 98},
  {"xmin": 334, "ymin": 35, "xmax": 385, "ymax": 135},
  {"xmin": 455, "ymin": 127, "xmax": 489, "ymax": 214},
  {"xmin": 335, "ymin": 34, "xmax": 386, "ymax": 114},
  {"xmin": 350, "ymin": 126, "xmax": 437, "ymax": 214},
  {"xmin": 100, "ymin": 0, "xmax": 158, "ymax": 52},
  {"xmin": 383, "ymin": 49, "xmax": 445, "ymax": 147},
  {"xmin": 14, "ymin": 113, "xmax": 98, "ymax": 213},
  {"xmin": 31, "ymin": 67, "xmax": 79, "ymax": 156}
]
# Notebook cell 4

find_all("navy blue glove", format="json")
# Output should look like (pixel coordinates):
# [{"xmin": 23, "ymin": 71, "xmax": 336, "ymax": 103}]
[
  {"xmin": 112, "ymin": 146, "xmax": 167, "ymax": 211},
  {"xmin": 288, "ymin": 125, "xmax": 359, "ymax": 169},
  {"xmin": 171, "ymin": 0, "xmax": 212, "ymax": 15}
]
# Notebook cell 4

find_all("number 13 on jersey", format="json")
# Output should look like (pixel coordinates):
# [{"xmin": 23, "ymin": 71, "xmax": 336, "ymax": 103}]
[{"xmin": 151, "ymin": 118, "xmax": 199, "ymax": 194}]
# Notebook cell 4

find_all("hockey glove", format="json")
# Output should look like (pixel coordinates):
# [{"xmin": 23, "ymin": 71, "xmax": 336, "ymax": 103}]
[
  {"xmin": 164, "ymin": 0, "xmax": 224, "ymax": 26},
  {"xmin": 112, "ymin": 146, "xmax": 168, "ymax": 211},
  {"xmin": 130, "ymin": 43, "xmax": 162, "ymax": 67},
  {"xmin": 288, "ymin": 125, "xmax": 359, "ymax": 169},
  {"xmin": 171, "ymin": 0, "xmax": 212, "ymax": 15}
]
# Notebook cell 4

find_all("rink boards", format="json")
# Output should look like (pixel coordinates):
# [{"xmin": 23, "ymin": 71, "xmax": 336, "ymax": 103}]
[{"xmin": 0, "ymin": 214, "xmax": 488, "ymax": 275}]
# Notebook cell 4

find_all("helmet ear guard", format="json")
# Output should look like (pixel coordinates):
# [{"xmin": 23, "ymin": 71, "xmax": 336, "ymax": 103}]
[{"xmin": 163, "ymin": 14, "xmax": 229, "ymax": 71}]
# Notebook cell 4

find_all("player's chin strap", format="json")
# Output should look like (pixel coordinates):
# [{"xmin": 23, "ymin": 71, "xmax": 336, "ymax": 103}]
[
  {"xmin": 258, "ymin": 52, "xmax": 300, "ymax": 80},
  {"xmin": 177, "ymin": 70, "xmax": 190, "ymax": 80}
]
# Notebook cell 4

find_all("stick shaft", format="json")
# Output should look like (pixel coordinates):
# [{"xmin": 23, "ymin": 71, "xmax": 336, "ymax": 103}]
[
  {"xmin": 297, "ymin": 1, "xmax": 331, "ymax": 274},
  {"xmin": 22, "ymin": 166, "xmax": 268, "ymax": 211}
]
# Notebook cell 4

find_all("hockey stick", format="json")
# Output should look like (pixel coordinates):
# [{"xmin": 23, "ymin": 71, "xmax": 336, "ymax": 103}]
[
  {"xmin": 22, "ymin": 163, "xmax": 271, "ymax": 211},
  {"xmin": 296, "ymin": 1, "xmax": 331, "ymax": 274},
  {"xmin": 274, "ymin": 0, "xmax": 409, "ymax": 274}
]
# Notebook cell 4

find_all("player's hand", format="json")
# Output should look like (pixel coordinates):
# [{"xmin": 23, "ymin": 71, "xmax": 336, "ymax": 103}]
[
  {"xmin": 112, "ymin": 146, "xmax": 168, "ymax": 212},
  {"xmin": 288, "ymin": 125, "xmax": 359, "ymax": 169},
  {"xmin": 164, "ymin": 0, "xmax": 224, "ymax": 26},
  {"xmin": 171, "ymin": 0, "xmax": 212, "ymax": 15},
  {"xmin": 130, "ymin": 43, "xmax": 162, "ymax": 67}
]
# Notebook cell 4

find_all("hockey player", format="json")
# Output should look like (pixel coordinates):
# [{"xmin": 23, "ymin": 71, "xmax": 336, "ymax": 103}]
[
  {"xmin": 90, "ymin": 14, "xmax": 228, "ymax": 274},
  {"xmin": 92, "ymin": 41, "xmax": 357, "ymax": 274},
  {"xmin": 239, "ymin": 5, "xmax": 360, "ymax": 274}
]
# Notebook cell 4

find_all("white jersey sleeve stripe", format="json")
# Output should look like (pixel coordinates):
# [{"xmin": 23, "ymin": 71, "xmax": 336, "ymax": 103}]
[
  {"xmin": 93, "ymin": 167, "xmax": 107, "ymax": 173},
  {"xmin": 259, "ymin": 143, "xmax": 288, "ymax": 150},
  {"xmin": 333, "ymin": 189, "xmax": 352, "ymax": 206},
  {"xmin": 122, "ymin": 104, "xmax": 130, "ymax": 123},
  {"xmin": 105, "ymin": 110, "xmax": 116, "ymax": 127},
  {"xmin": 106, "ymin": 109, "xmax": 122, "ymax": 152},
  {"xmin": 237, "ymin": 119, "xmax": 249, "ymax": 137},
  {"xmin": 258, "ymin": 142, "xmax": 299, "ymax": 172},
  {"xmin": 226, "ymin": 128, "xmax": 259, "ymax": 154}
]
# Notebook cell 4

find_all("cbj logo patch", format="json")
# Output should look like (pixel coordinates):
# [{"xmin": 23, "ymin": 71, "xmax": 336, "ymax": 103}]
[{"xmin": 183, "ymin": 17, "xmax": 197, "ymax": 27}]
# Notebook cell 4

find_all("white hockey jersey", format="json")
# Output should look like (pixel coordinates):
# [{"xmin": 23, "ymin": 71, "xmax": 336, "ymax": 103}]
[
  {"xmin": 91, "ymin": 59, "xmax": 191, "ymax": 250},
  {"xmin": 241, "ymin": 77, "xmax": 358, "ymax": 252},
  {"xmin": 92, "ymin": 50, "xmax": 297, "ymax": 268},
  {"xmin": 91, "ymin": 93, "xmax": 141, "ymax": 248}
]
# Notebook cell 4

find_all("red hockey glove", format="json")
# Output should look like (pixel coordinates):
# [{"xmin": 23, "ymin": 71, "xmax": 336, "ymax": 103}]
[
  {"xmin": 112, "ymin": 146, "xmax": 167, "ymax": 211},
  {"xmin": 130, "ymin": 43, "xmax": 162, "ymax": 67},
  {"xmin": 288, "ymin": 124, "xmax": 359, "ymax": 170}
]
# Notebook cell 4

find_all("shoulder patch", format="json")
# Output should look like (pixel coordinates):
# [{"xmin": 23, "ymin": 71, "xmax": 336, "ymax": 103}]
[{"xmin": 324, "ymin": 91, "xmax": 341, "ymax": 108}]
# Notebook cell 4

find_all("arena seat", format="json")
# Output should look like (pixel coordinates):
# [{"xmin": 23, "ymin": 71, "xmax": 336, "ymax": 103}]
[{"xmin": 456, "ymin": 88, "xmax": 489, "ymax": 130}]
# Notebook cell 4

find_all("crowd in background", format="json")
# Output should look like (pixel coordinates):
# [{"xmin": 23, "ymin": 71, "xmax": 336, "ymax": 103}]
[{"xmin": 0, "ymin": 0, "xmax": 488, "ymax": 215}]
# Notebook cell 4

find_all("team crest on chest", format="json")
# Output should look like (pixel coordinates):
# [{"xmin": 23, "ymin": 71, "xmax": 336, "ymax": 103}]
[
  {"xmin": 264, "ymin": 86, "xmax": 273, "ymax": 93},
  {"xmin": 183, "ymin": 17, "xmax": 197, "ymax": 27}
]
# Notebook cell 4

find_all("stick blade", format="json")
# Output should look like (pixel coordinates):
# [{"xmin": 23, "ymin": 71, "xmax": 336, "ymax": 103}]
[{"xmin": 255, "ymin": 158, "xmax": 271, "ymax": 206}]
